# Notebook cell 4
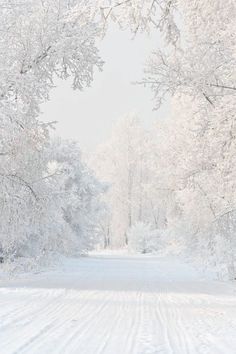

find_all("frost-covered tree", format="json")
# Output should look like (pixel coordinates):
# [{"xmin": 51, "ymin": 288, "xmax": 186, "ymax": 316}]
[
  {"xmin": 166, "ymin": 96, "xmax": 236, "ymax": 278},
  {"xmin": 0, "ymin": 0, "xmax": 103, "ymax": 262},
  {"xmin": 46, "ymin": 139, "xmax": 106, "ymax": 255},
  {"xmin": 99, "ymin": 0, "xmax": 179, "ymax": 42},
  {"xmin": 143, "ymin": 91, "xmax": 236, "ymax": 278},
  {"xmin": 141, "ymin": 1, "xmax": 236, "ymax": 109},
  {"xmin": 100, "ymin": 0, "xmax": 235, "ymax": 105},
  {"xmin": 91, "ymin": 113, "xmax": 150, "ymax": 248},
  {"xmin": 104, "ymin": 0, "xmax": 236, "ymax": 276}
]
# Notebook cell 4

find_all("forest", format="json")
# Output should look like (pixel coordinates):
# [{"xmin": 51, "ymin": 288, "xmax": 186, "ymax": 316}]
[
  {"xmin": 1, "ymin": 1, "xmax": 236, "ymax": 353},
  {"xmin": 0, "ymin": 0, "xmax": 235, "ymax": 279}
]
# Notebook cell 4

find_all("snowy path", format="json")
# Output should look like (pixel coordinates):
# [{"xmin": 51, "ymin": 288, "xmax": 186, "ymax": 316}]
[{"xmin": 0, "ymin": 254, "xmax": 236, "ymax": 354}]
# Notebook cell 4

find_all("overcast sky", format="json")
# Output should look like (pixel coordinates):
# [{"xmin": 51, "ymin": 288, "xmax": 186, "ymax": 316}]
[{"xmin": 41, "ymin": 26, "xmax": 168, "ymax": 150}]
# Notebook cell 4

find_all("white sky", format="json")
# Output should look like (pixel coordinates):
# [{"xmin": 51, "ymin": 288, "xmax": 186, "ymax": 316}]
[{"xmin": 41, "ymin": 26, "xmax": 168, "ymax": 150}]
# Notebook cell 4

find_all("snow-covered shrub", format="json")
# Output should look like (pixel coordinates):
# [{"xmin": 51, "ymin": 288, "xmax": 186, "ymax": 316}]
[{"xmin": 127, "ymin": 222, "xmax": 159, "ymax": 254}]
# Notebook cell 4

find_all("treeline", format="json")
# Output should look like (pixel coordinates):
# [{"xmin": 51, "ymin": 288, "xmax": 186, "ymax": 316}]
[{"xmin": 92, "ymin": 107, "xmax": 236, "ymax": 279}]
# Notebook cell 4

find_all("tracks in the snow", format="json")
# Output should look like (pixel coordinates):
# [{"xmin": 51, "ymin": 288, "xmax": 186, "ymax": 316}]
[{"xmin": 0, "ymin": 255, "xmax": 236, "ymax": 354}]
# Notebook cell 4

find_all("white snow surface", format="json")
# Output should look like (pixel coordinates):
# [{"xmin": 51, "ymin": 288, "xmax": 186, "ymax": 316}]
[{"xmin": 0, "ymin": 253, "xmax": 236, "ymax": 354}]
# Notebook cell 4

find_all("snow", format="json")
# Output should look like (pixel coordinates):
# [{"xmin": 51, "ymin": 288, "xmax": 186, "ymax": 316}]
[{"xmin": 0, "ymin": 253, "xmax": 236, "ymax": 354}]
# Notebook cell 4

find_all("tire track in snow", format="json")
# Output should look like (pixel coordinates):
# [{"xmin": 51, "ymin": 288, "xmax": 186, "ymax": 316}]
[
  {"xmin": 157, "ymin": 294, "xmax": 194, "ymax": 354},
  {"xmin": 2, "ymin": 296, "xmax": 66, "ymax": 353},
  {"xmin": 56, "ymin": 291, "xmax": 116, "ymax": 354},
  {"xmin": 125, "ymin": 291, "xmax": 143, "ymax": 354},
  {"xmin": 96, "ymin": 291, "xmax": 126, "ymax": 354},
  {"xmin": 12, "ymin": 290, "xmax": 108, "ymax": 354}
]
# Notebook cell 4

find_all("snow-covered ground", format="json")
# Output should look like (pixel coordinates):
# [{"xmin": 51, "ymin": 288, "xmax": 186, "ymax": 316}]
[{"xmin": 0, "ymin": 253, "xmax": 236, "ymax": 354}]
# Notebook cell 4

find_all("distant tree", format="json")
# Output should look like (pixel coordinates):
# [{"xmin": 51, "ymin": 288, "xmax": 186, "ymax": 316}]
[
  {"xmin": 92, "ymin": 113, "xmax": 149, "ymax": 248},
  {"xmin": 128, "ymin": 222, "xmax": 158, "ymax": 254}
]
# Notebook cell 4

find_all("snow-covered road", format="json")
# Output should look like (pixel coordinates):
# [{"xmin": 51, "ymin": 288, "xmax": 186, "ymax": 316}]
[{"xmin": 0, "ymin": 254, "xmax": 236, "ymax": 354}]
